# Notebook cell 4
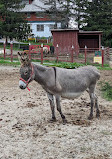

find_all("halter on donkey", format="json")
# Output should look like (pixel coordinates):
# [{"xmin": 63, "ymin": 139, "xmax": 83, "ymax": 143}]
[{"xmin": 19, "ymin": 63, "xmax": 34, "ymax": 91}]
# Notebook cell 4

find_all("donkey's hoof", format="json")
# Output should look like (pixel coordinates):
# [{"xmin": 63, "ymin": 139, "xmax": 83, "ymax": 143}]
[
  {"xmin": 88, "ymin": 115, "xmax": 93, "ymax": 120},
  {"xmin": 62, "ymin": 118, "xmax": 67, "ymax": 125},
  {"xmin": 96, "ymin": 112, "xmax": 100, "ymax": 118},
  {"xmin": 49, "ymin": 118, "xmax": 57, "ymax": 123}
]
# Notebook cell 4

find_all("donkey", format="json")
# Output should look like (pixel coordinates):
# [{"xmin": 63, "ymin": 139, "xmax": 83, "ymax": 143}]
[{"xmin": 18, "ymin": 52, "xmax": 100, "ymax": 123}]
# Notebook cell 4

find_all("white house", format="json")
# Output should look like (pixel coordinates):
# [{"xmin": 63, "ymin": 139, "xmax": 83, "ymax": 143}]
[{"xmin": 20, "ymin": 0, "xmax": 62, "ymax": 38}]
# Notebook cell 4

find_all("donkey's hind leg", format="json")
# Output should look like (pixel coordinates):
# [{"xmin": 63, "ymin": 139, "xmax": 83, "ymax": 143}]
[
  {"xmin": 94, "ymin": 94, "xmax": 100, "ymax": 118},
  {"xmin": 88, "ymin": 84, "xmax": 100, "ymax": 120},
  {"xmin": 88, "ymin": 84, "xmax": 96, "ymax": 120},
  {"xmin": 47, "ymin": 92, "xmax": 56, "ymax": 122},
  {"xmin": 88, "ymin": 93, "xmax": 94, "ymax": 120},
  {"xmin": 55, "ymin": 95, "xmax": 67, "ymax": 124}
]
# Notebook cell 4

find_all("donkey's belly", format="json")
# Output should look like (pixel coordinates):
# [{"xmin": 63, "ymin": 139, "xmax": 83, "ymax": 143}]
[{"xmin": 61, "ymin": 92, "xmax": 83, "ymax": 99}]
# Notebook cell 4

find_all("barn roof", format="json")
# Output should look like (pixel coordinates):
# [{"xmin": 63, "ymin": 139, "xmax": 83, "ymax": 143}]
[
  {"xmin": 51, "ymin": 29, "xmax": 102, "ymax": 33},
  {"xmin": 51, "ymin": 29, "xmax": 103, "ymax": 36},
  {"xmin": 51, "ymin": 29, "xmax": 79, "ymax": 32},
  {"xmin": 79, "ymin": 30, "xmax": 103, "ymax": 35}
]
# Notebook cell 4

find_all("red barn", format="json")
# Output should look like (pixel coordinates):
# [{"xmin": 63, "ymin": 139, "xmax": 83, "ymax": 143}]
[
  {"xmin": 51, "ymin": 29, "xmax": 79, "ymax": 54},
  {"xmin": 51, "ymin": 29, "xmax": 102, "ymax": 54}
]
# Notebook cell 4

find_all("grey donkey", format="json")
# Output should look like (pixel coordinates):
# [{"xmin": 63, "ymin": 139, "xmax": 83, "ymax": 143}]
[{"xmin": 18, "ymin": 52, "xmax": 100, "ymax": 123}]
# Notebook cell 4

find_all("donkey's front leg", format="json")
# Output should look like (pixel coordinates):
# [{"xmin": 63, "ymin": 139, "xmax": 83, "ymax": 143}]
[
  {"xmin": 55, "ymin": 95, "xmax": 67, "ymax": 124},
  {"xmin": 47, "ymin": 92, "xmax": 56, "ymax": 122}
]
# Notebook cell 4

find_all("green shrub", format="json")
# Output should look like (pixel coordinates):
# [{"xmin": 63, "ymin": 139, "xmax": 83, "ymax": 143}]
[
  {"xmin": 44, "ymin": 62, "xmax": 85, "ymax": 69},
  {"xmin": 100, "ymin": 82, "xmax": 112, "ymax": 101}
]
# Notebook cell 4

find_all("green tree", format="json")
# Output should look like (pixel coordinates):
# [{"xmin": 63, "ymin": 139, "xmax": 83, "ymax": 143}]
[
  {"xmin": 0, "ymin": 0, "xmax": 31, "ymax": 42},
  {"xmin": 59, "ymin": 0, "xmax": 74, "ymax": 28},
  {"xmin": 39, "ymin": 0, "xmax": 72, "ymax": 29},
  {"xmin": 81, "ymin": 0, "xmax": 112, "ymax": 46},
  {"xmin": 75, "ymin": 0, "xmax": 87, "ymax": 29}
]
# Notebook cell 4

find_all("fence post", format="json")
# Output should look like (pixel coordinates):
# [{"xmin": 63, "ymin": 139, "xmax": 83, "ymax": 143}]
[
  {"xmin": 71, "ymin": 45, "xmax": 74, "ymax": 63},
  {"xmin": 29, "ymin": 43, "xmax": 31, "ymax": 60},
  {"xmin": 85, "ymin": 45, "xmax": 87, "ymax": 64},
  {"xmin": 56, "ymin": 44, "xmax": 59, "ymax": 63},
  {"xmin": 41, "ymin": 43, "xmax": 43, "ymax": 64},
  {"xmin": 3, "ymin": 41, "xmax": 6, "ymax": 60},
  {"xmin": 102, "ymin": 46, "xmax": 104, "ymax": 67},
  {"xmin": 10, "ymin": 41, "xmax": 13, "ymax": 62}
]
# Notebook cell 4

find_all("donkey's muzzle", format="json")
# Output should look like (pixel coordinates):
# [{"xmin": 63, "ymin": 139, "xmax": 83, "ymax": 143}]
[{"xmin": 19, "ymin": 80, "xmax": 27, "ymax": 89}]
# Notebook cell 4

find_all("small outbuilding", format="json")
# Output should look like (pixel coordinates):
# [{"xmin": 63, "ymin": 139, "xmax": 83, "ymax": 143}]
[
  {"xmin": 51, "ymin": 29, "xmax": 102, "ymax": 54},
  {"xmin": 78, "ymin": 31, "xmax": 102, "ymax": 49}
]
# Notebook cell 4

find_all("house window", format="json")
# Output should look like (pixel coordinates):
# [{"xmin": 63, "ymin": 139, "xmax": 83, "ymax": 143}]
[
  {"xmin": 27, "ymin": 13, "xmax": 31, "ymax": 18},
  {"xmin": 37, "ymin": 25, "xmax": 44, "ymax": 31},
  {"xmin": 49, "ymin": 24, "xmax": 55, "ymax": 30},
  {"xmin": 44, "ymin": 0, "xmax": 52, "ymax": 5},
  {"xmin": 36, "ymin": 12, "xmax": 44, "ymax": 18}
]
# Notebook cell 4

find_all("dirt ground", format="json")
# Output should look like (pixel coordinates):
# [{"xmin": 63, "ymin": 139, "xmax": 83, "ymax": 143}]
[{"xmin": 0, "ymin": 65, "xmax": 112, "ymax": 159}]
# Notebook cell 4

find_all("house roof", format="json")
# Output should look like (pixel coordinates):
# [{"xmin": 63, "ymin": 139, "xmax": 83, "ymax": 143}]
[
  {"xmin": 20, "ymin": 0, "xmax": 61, "ymax": 12},
  {"xmin": 20, "ymin": 0, "xmax": 47, "ymax": 12}
]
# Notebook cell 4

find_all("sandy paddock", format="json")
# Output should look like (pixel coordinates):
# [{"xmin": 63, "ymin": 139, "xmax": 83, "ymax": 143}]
[{"xmin": 0, "ymin": 65, "xmax": 112, "ymax": 159}]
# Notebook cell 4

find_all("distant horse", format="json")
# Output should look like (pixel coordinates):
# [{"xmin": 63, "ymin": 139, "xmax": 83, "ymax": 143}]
[
  {"xmin": 43, "ymin": 46, "xmax": 55, "ymax": 54},
  {"xmin": 43, "ymin": 47, "xmax": 49, "ymax": 54},
  {"xmin": 18, "ymin": 52, "xmax": 100, "ymax": 123}
]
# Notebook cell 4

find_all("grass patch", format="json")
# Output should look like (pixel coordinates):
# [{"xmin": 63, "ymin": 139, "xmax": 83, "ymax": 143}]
[
  {"xmin": 0, "ymin": 60, "xmax": 20, "ymax": 67},
  {"xmin": 100, "ymin": 81, "xmax": 112, "ymax": 101},
  {"xmin": 0, "ymin": 59, "xmax": 112, "ymax": 70}
]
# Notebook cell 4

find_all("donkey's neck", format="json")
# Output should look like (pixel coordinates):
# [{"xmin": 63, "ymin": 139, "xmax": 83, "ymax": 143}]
[
  {"xmin": 34, "ymin": 63, "xmax": 47, "ymax": 72},
  {"xmin": 33, "ymin": 63, "xmax": 48, "ymax": 85}
]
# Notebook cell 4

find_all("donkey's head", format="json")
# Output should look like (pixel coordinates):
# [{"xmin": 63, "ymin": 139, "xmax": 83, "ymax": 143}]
[{"xmin": 18, "ymin": 52, "xmax": 34, "ymax": 90}]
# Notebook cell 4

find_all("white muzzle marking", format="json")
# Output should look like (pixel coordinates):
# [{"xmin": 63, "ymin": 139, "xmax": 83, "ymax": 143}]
[{"xmin": 19, "ymin": 80, "xmax": 27, "ymax": 89}]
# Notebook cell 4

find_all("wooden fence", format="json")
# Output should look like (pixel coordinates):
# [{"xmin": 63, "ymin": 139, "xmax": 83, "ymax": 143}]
[{"xmin": 0, "ymin": 42, "xmax": 110, "ymax": 67}]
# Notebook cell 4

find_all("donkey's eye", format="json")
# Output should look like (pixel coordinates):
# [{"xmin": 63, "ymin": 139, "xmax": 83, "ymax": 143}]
[{"xmin": 24, "ymin": 71, "xmax": 28, "ymax": 75}]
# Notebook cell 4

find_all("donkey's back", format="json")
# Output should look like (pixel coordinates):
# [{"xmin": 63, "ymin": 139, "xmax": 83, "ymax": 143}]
[{"xmin": 51, "ymin": 66, "xmax": 100, "ymax": 99}]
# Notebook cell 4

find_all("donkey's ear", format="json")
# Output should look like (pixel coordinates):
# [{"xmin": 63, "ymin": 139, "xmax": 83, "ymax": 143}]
[
  {"xmin": 18, "ymin": 52, "xmax": 30, "ymax": 66},
  {"xmin": 18, "ymin": 52, "xmax": 22, "ymax": 63},
  {"xmin": 18, "ymin": 52, "xmax": 21, "ymax": 56}
]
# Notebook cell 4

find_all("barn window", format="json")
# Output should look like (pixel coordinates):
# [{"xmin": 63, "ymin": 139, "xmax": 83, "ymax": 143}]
[{"xmin": 37, "ymin": 25, "xmax": 44, "ymax": 31}]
